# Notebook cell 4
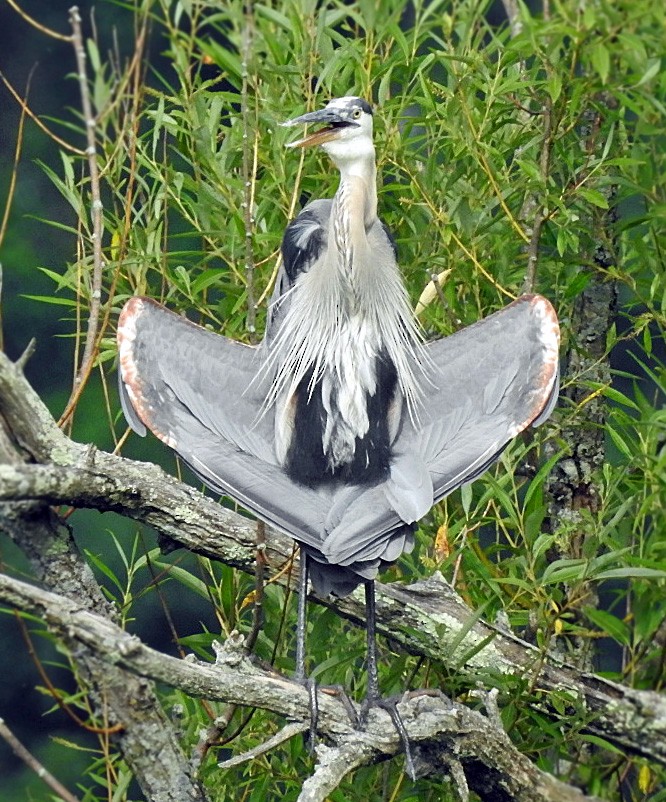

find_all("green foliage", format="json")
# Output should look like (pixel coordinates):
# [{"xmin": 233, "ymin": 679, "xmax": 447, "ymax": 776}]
[{"xmin": 2, "ymin": 0, "xmax": 666, "ymax": 799}]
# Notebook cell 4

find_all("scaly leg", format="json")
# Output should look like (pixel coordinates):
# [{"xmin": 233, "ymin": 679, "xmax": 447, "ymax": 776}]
[
  {"xmin": 295, "ymin": 551, "xmax": 318, "ymax": 750},
  {"xmin": 362, "ymin": 580, "xmax": 416, "ymax": 780}
]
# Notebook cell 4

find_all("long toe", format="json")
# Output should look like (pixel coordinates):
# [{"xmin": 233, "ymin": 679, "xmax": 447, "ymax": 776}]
[
  {"xmin": 362, "ymin": 694, "xmax": 416, "ymax": 781},
  {"xmin": 320, "ymin": 684, "xmax": 361, "ymax": 729}
]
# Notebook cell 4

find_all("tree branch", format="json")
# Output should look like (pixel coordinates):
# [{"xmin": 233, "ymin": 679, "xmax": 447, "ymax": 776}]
[
  {"xmin": 0, "ymin": 359, "xmax": 207, "ymax": 801},
  {"xmin": 0, "ymin": 571, "xmax": 605, "ymax": 802},
  {"xmin": 65, "ymin": 6, "xmax": 106, "ymax": 412},
  {"xmin": 1, "ymin": 348, "xmax": 665, "ymax": 772}
]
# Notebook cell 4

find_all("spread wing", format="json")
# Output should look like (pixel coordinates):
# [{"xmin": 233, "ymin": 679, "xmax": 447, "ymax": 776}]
[
  {"xmin": 118, "ymin": 297, "xmax": 274, "ymax": 462},
  {"xmin": 314, "ymin": 296, "xmax": 560, "ymax": 572},
  {"xmin": 117, "ymin": 297, "xmax": 410, "ymax": 572},
  {"xmin": 117, "ymin": 293, "xmax": 559, "ymax": 596},
  {"xmin": 117, "ymin": 298, "xmax": 331, "ymax": 537},
  {"xmin": 410, "ymin": 293, "xmax": 560, "ymax": 501}
]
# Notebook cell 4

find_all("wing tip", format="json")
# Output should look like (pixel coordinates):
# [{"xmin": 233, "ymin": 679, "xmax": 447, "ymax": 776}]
[{"xmin": 507, "ymin": 294, "xmax": 560, "ymax": 437}]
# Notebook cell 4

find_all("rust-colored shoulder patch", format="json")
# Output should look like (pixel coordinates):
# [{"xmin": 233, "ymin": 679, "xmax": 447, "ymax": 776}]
[
  {"xmin": 508, "ymin": 294, "xmax": 560, "ymax": 437},
  {"xmin": 117, "ymin": 297, "xmax": 177, "ymax": 448}
]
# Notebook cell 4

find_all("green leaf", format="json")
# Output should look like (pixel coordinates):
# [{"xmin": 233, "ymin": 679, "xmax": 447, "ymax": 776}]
[
  {"xmin": 579, "ymin": 734, "xmax": 627, "ymax": 756},
  {"xmin": 564, "ymin": 270, "xmax": 592, "ymax": 300},
  {"xmin": 84, "ymin": 550, "xmax": 124, "ymax": 593},
  {"xmin": 532, "ymin": 533, "xmax": 557, "ymax": 561},
  {"xmin": 546, "ymin": 72, "xmax": 562, "ymax": 103},
  {"xmin": 523, "ymin": 450, "xmax": 566, "ymax": 512},
  {"xmin": 584, "ymin": 607, "xmax": 631, "ymax": 645},
  {"xmin": 151, "ymin": 561, "xmax": 211, "ymax": 599},
  {"xmin": 578, "ymin": 187, "xmax": 609, "ymax": 209},
  {"xmin": 541, "ymin": 558, "xmax": 588, "ymax": 585},
  {"xmin": 595, "ymin": 567, "xmax": 666, "ymax": 580},
  {"xmin": 590, "ymin": 42, "xmax": 610, "ymax": 84},
  {"xmin": 460, "ymin": 483, "xmax": 473, "ymax": 516},
  {"xmin": 21, "ymin": 294, "xmax": 78, "ymax": 306},
  {"xmin": 606, "ymin": 423, "xmax": 634, "ymax": 461},
  {"xmin": 588, "ymin": 383, "xmax": 641, "ymax": 411},
  {"xmin": 635, "ymin": 58, "xmax": 661, "ymax": 87}
]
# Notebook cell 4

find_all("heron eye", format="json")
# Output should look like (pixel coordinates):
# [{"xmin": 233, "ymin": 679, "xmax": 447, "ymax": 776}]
[{"xmin": 352, "ymin": 108, "xmax": 362, "ymax": 119}]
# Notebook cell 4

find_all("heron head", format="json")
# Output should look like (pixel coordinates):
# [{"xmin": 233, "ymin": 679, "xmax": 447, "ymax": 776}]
[{"xmin": 282, "ymin": 96, "xmax": 374, "ymax": 165}]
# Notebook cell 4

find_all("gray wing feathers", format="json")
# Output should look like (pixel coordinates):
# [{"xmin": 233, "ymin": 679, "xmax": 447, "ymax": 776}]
[
  {"xmin": 118, "ymin": 297, "xmax": 274, "ymax": 463},
  {"xmin": 117, "ymin": 297, "xmax": 413, "ymax": 572},
  {"xmin": 408, "ymin": 294, "xmax": 559, "ymax": 503},
  {"xmin": 118, "ymin": 371, "xmax": 146, "ymax": 436},
  {"xmin": 117, "ymin": 292, "xmax": 558, "ymax": 594}
]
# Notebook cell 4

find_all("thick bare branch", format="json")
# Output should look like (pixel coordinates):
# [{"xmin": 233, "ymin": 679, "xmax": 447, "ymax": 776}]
[
  {"xmin": 0, "ymin": 361, "xmax": 207, "ymax": 802},
  {"xmin": 0, "ymin": 571, "xmax": 605, "ymax": 802}
]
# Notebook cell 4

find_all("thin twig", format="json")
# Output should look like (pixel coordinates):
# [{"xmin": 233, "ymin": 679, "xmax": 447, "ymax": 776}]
[
  {"xmin": 0, "ymin": 68, "xmax": 35, "ymax": 257},
  {"xmin": 217, "ymin": 721, "xmax": 308, "ymax": 769},
  {"xmin": 246, "ymin": 520, "xmax": 267, "ymax": 651},
  {"xmin": 391, "ymin": 159, "xmax": 516, "ymax": 300},
  {"xmin": 60, "ymin": 14, "xmax": 149, "ymax": 432},
  {"xmin": 66, "ymin": 6, "xmax": 105, "ymax": 406},
  {"xmin": 522, "ymin": 96, "xmax": 554, "ymax": 293},
  {"xmin": 15, "ymin": 611, "xmax": 123, "ymax": 735},
  {"xmin": 0, "ymin": 717, "xmax": 81, "ymax": 802},
  {"xmin": 6, "ymin": 0, "xmax": 72, "ymax": 40},
  {"xmin": 241, "ymin": 1, "xmax": 257, "ymax": 340},
  {"xmin": 0, "ymin": 70, "xmax": 85, "ymax": 155},
  {"xmin": 15, "ymin": 338, "xmax": 36, "ymax": 372}
]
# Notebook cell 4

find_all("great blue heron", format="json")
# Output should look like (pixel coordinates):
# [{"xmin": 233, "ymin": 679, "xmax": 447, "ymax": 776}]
[{"xmin": 117, "ymin": 95, "xmax": 559, "ymax": 765}]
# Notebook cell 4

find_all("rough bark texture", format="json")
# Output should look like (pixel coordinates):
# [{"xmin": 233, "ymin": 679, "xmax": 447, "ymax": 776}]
[
  {"xmin": 0, "ymin": 571, "xmax": 605, "ymax": 802},
  {"xmin": 0, "ymin": 358, "xmax": 207, "ymax": 802},
  {"xmin": 546, "ymin": 103, "xmax": 620, "ymax": 675}
]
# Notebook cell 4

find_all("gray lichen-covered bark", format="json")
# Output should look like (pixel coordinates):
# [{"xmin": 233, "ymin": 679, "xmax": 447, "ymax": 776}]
[{"xmin": 0, "ymin": 571, "xmax": 606, "ymax": 802}]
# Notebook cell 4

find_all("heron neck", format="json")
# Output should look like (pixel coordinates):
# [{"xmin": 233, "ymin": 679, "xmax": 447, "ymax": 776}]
[{"xmin": 336, "ymin": 156, "xmax": 377, "ymax": 229}]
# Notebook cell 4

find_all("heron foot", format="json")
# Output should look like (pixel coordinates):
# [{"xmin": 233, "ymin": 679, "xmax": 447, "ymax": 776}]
[
  {"xmin": 319, "ymin": 683, "xmax": 361, "ymax": 728},
  {"xmin": 293, "ymin": 675, "xmax": 319, "ymax": 753},
  {"xmin": 360, "ymin": 693, "xmax": 416, "ymax": 781}
]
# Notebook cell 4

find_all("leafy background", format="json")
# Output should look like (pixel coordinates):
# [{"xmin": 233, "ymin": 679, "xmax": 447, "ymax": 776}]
[{"xmin": 0, "ymin": 0, "xmax": 664, "ymax": 799}]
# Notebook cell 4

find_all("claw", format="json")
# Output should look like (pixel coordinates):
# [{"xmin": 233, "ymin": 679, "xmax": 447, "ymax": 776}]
[{"xmin": 361, "ymin": 694, "xmax": 416, "ymax": 781}]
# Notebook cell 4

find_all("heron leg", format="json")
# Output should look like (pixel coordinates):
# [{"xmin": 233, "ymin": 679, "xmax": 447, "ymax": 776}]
[
  {"xmin": 364, "ymin": 579, "xmax": 380, "ymax": 702},
  {"xmin": 295, "ymin": 550, "xmax": 308, "ymax": 683},
  {"xmin": 361, "ymin": 580, "xmax": 416, "ymax": 780},
  {"xmin": 295, "ymin": 551, "xmax": 318, "ymax": 750}
]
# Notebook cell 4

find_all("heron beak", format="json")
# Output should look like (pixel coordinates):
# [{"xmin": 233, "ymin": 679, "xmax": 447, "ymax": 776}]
[{"xmin": 281, "ymin": 109, "xmax": 353, "ymax": 149}]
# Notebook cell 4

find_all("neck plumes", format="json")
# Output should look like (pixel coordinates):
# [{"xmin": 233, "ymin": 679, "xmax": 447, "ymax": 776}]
[{"xmin": 266, "ymin": 144, "xmax": 427, "ymax": 474}]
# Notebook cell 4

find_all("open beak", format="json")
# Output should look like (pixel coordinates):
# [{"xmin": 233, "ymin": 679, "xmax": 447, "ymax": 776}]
[{"xmin": 280, "ymin": 108, "xmax": 354, "ymax": 149}]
